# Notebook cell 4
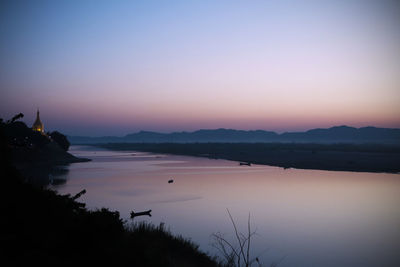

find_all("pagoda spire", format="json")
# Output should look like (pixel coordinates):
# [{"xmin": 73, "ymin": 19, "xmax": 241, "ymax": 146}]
[{"xmin": 32, "ymin": 108, "xmax": 44, "ymax": 133}]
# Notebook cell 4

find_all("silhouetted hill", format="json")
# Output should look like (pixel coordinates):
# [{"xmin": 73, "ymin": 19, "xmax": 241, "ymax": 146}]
[
  {"xmin": 280, "ymin": 126, "xmax": 400, "ymax": 142},
  {"xmin": 0, "ymin": 117, "xmax": 89, "ymax": 185},
  {"xmin": 0, "ymin": 122, "xmax": 220, "ymax": 267},
  {"xmin": 68, "ymin": 126, "xmax": 400, "ymax": 144}
]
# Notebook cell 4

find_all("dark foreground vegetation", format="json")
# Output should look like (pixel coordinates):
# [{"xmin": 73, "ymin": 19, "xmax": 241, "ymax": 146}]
[
  {"xmin": 1, "ymin": 116, "xmax": 220, "ymax": 266},
  {"xmin": 96, "ymin": 143, "xmax": 400, "ymax": 173}
]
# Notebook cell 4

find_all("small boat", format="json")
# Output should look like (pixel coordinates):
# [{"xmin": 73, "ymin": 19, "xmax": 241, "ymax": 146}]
[
  {"xmin": 130, "ymin": 209, "xmax": 152, "ymax": 219},
  {"xmin": 239, "ymin": 162, "xmax": 251, "ymax": 166},
  {"xmin": 168, "ymin": 179, "xmax": 174, "ymax": 183}
]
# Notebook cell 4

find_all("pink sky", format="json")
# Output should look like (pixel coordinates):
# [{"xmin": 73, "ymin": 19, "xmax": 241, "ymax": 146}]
[{"xmin": 1, "ymin": 1, "xmax": 399, "ymax": 136}]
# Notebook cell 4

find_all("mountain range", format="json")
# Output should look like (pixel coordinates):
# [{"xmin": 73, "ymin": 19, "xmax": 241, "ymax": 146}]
[{"xmin": 68, "ymin": 126, "xmax": 400, "ymax": 144}]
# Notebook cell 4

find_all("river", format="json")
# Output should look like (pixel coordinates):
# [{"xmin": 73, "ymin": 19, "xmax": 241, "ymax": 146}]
[{"xmin": 50, "ymin": 145, "xmax": 400, "ymax": 267}]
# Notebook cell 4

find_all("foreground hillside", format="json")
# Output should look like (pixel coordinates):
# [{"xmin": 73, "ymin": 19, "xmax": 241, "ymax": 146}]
[{"xmin": 0, "ymin": 117, "xmax": 221, "ymax": 267}]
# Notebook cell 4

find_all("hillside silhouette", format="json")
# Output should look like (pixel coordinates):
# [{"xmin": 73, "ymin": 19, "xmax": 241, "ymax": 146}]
[
  {"xmin": 68, "ymin": 126, "xmax": 400, "ymax": 144},
  {"xmin": 0, "ymin": 117, "xmax": 89, "ymax": 185},
  {"xmin": 1, "ymin": 115, "xmax": 222, "ymax": 267}
]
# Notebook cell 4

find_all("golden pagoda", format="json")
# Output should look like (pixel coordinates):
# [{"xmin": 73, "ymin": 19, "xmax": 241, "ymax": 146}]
[{"xmin": 32, "ymin": 109, "xmax": 44, "ymax": 133}]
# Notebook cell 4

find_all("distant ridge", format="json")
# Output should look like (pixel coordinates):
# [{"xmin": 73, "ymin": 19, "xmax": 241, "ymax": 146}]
[{"xmin": 68, "ymin": 126, "xmax": 400, "ymax": 144}]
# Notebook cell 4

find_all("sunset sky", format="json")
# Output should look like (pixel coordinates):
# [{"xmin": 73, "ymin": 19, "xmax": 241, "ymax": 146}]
[{"xmin": 1, "ymin": 0, "xmax": 399, "ymax": 136}]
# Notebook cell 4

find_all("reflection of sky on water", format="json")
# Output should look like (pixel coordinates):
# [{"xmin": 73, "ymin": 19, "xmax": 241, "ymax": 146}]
[{"xmin": 51, "ymin": 146, "xmax": 400, "ymax": 267}]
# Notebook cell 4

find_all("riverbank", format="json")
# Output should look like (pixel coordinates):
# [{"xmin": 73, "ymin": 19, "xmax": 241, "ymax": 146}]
[
  {"xmin": 1, "ymin": 162, "xmax": 220, "ymax": 267},
  {"xmin": 94, "ymin": 143, "xmax": 400, "ymax": 173},
  {"xmin": 1, "ymin": 121, "xmax": 222, "ymax": 266},
  {"xmin": 1, "ymin": 119, "xmax": 91, "ymax": 185}
]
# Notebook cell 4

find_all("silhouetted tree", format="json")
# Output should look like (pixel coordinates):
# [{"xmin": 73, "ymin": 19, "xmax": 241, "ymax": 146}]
[
  {"xmin": 50, "ymin": 131, "xmax": 70, "ymax": 151},
  {"xmin": 6, "ymin": 113, "xmax": 24, "ymax": 124}
]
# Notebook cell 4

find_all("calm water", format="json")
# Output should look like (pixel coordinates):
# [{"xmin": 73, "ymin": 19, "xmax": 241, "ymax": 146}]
[{"xmin": 51, "ymin": 146, "xmax": 400, "ymax": 267}]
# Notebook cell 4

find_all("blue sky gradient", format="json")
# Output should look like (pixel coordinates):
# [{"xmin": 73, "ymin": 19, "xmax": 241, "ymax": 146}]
[{"xmin": 1, "ymin": 0, "xmax": 399, "ymax": 136}]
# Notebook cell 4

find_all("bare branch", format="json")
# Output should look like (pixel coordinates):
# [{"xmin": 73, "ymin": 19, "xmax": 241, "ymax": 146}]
[
  {"xmin": 212, "ymin": 210, "xmax": 262, "ymax": 267},
  {"xmin": 227, "ymin": 209, "xmax": 247, "ymax": 265},
  {"xmin": 247, "ymin": 213, "xmax": 251, "ymax": 266},
  {"xmin": 211, "ymin": 233, "xmax": 241, "ymax": 260}
]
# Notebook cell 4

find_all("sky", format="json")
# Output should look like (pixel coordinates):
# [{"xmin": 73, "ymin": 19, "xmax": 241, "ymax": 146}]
[{"xmin": 0, "ymin": 0, "xmax": 399, "ymax": 136}]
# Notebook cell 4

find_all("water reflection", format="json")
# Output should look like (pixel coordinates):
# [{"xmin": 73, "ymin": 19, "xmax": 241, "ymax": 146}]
[
  {"xmin": 51, "ymin": 146, "xmax": 400, "ymax": 267},
  {"xmin": 21, "ymin": 164, "xmax": 70, "ymax": 186},
  {"xmin": 49, "ymin": 166, "xmax": 70, "ymax": 186}
]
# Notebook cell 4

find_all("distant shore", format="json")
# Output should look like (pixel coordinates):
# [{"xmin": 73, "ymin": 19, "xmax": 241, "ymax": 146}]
[{"xmin": 93, "ymin": 143, "xmax": 400, "ymax": 173}]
